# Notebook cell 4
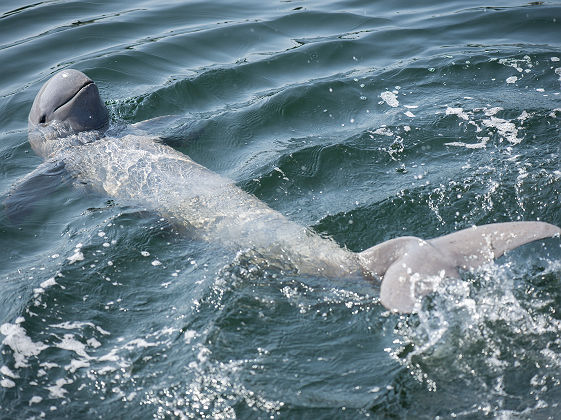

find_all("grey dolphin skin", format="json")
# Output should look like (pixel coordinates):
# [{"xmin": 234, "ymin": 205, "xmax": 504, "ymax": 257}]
[
  {"xmin": 23, "ymin": 69, "xmax": 561, "ymax": 313},
  {"xmin": 29, "ymin": 70, "xmax": 108, "ymax": 135}
]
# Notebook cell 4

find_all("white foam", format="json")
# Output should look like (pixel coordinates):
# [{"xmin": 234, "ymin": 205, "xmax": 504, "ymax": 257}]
[
  {"xmin": 40, "ymin": 362, "xmax": 59, "ymax": 369},
  {"xmin": 0, "ymin": 323, "xmax": 47, "ymax": 368},
  {"xmin": 445, "ymin": 107, "xmax": 470, "ymax": 120},
  {"xmin": 67, "ymin": 250, "xmax": 84, "ymax": 264},
  {"xmin": 1, "ymin": 379, "xmax": 15, "ymax": 388},
  {"xmin": 445, "ymin": 137, "xmax": 489, "ymax": 149},
  {"xmin": 29, "ymin": 396, "xmax": 43, "ymax": 405},
  {"xmin": 47, "ymin": 378, "xmax": 73, "ymax": 399},
  {"xmin": 87, "ymin": 338, "xmax": 101, "ymax": 348},
  {"xmin": 1, "ymin": 365, "xmax": 18, "ymax": 378},
  {"xmin": 65, "ymin": 358, "xmax": 90, "ymax": 373},
  {"xmin": 483, "ymin": 107, "xmax": 503, "ymax": 116},
  {"xmin": 96, "ymin": 326, "xmax": 110, "ymax": 335},
  {"xmin": 52, "ymin": 321, "xmax": 96, "ymax": 332},
  {"xmin": 499, "ymin": 57, "xmax": 532, "ymax": 75},
  {"xmin": 97, "ymin": 366, "xmax": 117, "ymax": 374},
  {"xmin": 184, "ymin": 330, "xmax": 197, "ymax": 344},
  {"xmin": 40, "ymin": 278, "xmax": 56, "ymax": 289},
  {"xmin": 370, "ymin": 127, "xmax": 393, "ymax": 137},
  {"xmin": 56, "ymin": 334, "xmax": 91, "ymax": 359},
  {"xmin": 518, "ymin": 110, "xmax": 531, "ymax": 122},
  {"xmin": 380, "ymin": 91, "xmax": 399, "ymax": 107},
  {"xmin": 126, "ymin": 338, "xmax": 158, "ymax": 349},
  {"xmin": 98, "ymin": 348, "xmax": 120, "ymax": 362},
  {"xmin": 482, "ymin": 117, "xmax": 521, "ymax": 144},
  {"xmin": 506, "ymin": 76, "xmax": 518, "ymax": 84}
]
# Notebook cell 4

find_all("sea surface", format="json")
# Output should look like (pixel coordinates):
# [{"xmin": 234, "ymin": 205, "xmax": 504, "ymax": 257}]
[{"xmin": 1, "ymin": 0, "xmax": 561, "ymax": 418}]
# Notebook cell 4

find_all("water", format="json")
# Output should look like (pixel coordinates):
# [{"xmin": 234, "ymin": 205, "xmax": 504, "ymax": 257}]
[{"xmin": 1, "ymin": 0, "xmax": 561, "ymax": 418}]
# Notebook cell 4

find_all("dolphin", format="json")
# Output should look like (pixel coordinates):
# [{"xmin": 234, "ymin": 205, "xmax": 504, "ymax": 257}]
[{"xmin": 13, "ymin": 69, "xmax": 560, "ymax": 313}]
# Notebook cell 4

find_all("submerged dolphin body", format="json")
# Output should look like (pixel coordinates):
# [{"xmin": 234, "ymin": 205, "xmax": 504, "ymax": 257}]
[{"xmin": 19, "ymin": 69, "xmax": 561, "ymax": 313}]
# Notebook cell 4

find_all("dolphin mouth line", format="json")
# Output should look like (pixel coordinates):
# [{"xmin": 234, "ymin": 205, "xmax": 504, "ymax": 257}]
[{"xmin": 52, "ymin": 80, "xmax": 94, "ymax": 114}]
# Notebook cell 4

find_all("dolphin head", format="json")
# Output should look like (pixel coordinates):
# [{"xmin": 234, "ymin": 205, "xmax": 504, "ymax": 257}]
[
  {"xmin": 28, "ymin": 69, "xmax": 109, "ymax": 157},
  {"xmin": 29, "ymin": 69, "xmax": 109, "ymax": 131}
]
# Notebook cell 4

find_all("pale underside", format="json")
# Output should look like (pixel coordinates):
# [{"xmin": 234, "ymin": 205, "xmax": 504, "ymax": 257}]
[{"xmin": 60, "ymin": 134, "xmax": 363, "ymax": 278}]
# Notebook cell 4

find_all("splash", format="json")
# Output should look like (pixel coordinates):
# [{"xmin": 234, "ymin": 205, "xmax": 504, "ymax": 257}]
[{"xmin": 390, "ymin": 255, "xmax": 561, "ymax": 417}]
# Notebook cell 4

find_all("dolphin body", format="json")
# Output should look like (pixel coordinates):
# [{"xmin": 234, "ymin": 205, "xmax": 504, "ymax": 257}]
[{"xmin": 17, "ymin": 69, "xmax": 561, "ymax": 313}]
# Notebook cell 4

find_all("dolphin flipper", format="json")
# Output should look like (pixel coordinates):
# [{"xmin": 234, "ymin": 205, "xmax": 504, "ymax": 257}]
[
  {"xmin": 359, "ymin": 222, "xmax": 561, "ymax": 313},
  {"xmin": 3, "ymin": 159, "xmax": 68, "ymax": 224}
]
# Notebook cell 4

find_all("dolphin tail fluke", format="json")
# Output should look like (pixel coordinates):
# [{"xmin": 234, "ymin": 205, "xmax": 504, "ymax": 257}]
[
  {"xmin": 429, "ymin": 221, "xmax": 561, "ymax": 270},
  {"xmin": 358, "ymin": 222, "xmax": 561, "ymax": 313}
]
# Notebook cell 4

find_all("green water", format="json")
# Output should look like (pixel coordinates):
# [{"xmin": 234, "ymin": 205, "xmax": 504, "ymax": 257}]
[{"xmin": 1, "ymin": 0, "xmax": 561, "ymax": 418}]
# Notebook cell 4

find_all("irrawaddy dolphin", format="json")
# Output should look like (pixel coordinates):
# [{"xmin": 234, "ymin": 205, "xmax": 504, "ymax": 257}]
[{"xmin": 11, "ymin": 69, "xmax": 560, "ymax": 313}]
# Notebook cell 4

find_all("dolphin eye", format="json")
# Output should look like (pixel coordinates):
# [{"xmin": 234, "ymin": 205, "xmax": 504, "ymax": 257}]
[{"xmin": 39, "ymin": 115, "xmax": 46, "ymax": 124}]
